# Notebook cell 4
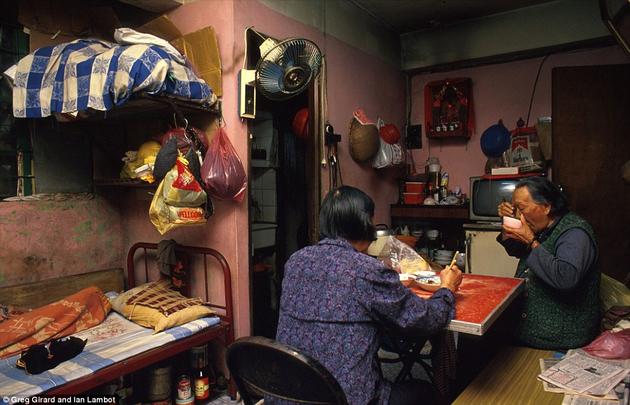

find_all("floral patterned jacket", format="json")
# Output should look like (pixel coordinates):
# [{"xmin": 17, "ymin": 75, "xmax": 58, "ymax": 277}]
[{"xmin": 272, "ymin": 238, "xmax": 455, "ymax": 405}]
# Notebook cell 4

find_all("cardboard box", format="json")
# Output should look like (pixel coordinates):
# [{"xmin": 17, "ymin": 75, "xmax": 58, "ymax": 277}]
[
  {"xmin": 19, "ymin": 0, "xmax": 120, "ymax": 50},
  {"xmin": 139, "ymin": 16, "xmax": 223, "ymax": 97},
  {"xmin": 172, "ymin": 27, "xmax": 222, "ymax": 96}
]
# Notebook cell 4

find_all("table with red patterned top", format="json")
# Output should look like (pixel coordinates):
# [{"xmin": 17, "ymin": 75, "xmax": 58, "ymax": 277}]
[{"xmin": 409, "ymin": 274, "xmax": 525, "ymax": 335}]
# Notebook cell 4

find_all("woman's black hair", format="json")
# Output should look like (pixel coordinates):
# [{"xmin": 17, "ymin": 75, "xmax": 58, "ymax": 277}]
[
  {"xmin": 319, "ymin": 186, "xmax": 376, "ymax": 242},
  {"xmin": 516, "ymin": 177, "xmax": 569, "ymax": 216}
]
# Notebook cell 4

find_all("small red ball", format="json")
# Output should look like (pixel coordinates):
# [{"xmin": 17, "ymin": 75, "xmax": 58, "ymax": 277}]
[
  {"xmin": 379, "ymin": 123, "xmax": 400, "ymax": 144},
  {"xmin": 292, "ymin": 108, "xmax": 309, "ymax": 139}
]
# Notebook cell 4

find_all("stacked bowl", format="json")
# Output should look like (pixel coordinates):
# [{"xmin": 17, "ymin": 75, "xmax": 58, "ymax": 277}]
[{"xmin": 434, "ymin": 249, "xmax": 454, "ymax": 267}]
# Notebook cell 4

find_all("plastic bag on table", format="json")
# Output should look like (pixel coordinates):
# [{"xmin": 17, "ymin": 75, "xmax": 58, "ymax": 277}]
[
  {"xmin": 582, "ymin": 329, "xmax": 630, "ymax": 359},
  {"xmin": 201, "ymin": 128, "xmax": 247, "ymax": 202},
  {"xmin": 376, "ymin": 236, "xmax": 432, "ymax": 274},
  {"xmin": 600, "ymin": 273, "xmax": 630, "ymax": 312}
]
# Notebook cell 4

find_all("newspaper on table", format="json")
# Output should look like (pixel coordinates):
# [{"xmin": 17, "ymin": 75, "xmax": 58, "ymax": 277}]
[
  {"xmin": 538, "ymin": 351, "xmax": 628, "ymax": 394},
  {"xmin": 560, "ymin": 375, "xmax": 629, "ymax": 405},
  {"xmin": 538, "ymin": 349, "xmax": 630, "ymax": 405},
  {"xmin": 540, "ymin": 358, "xmax": 623, "ymax": 400}
]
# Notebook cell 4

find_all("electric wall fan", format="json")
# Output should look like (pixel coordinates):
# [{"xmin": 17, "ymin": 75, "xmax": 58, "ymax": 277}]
[
  {"xmin": 239, "ymin": 36, "xmax": 322, "ymax": 118},
  {"xmin": 256, "ymin": 37, "xmax": 322, "ymax": 101}
]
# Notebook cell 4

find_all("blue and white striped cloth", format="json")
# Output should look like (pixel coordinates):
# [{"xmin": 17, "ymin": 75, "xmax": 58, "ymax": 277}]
[
  {"xmin": 0, "ymin": 312, "xmax": 221, "ymax": 397},
  {"xmin": 9, "ymin": 38, "xmax": 215, "ymax": 118}
]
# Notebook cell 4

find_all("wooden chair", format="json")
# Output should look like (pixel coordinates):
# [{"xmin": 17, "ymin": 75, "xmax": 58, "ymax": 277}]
[{"xmin": 226, "ymin": 336, "xmax": 348, "ymax": 405}]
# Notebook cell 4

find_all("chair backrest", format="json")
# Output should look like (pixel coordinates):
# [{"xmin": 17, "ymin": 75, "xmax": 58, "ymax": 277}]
[{"xmin": 226, "ymin": 336, "xmax": 348, "ymax": 405}]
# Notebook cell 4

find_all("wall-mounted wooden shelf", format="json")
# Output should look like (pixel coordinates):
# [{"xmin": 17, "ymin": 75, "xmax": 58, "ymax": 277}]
[
  {"xmin": 73, "ymin": 93, "xmax": 221, "ymax": 121},
  {"xmin": 391, "ymin": 203, "xmax": 469, "ymax": 220},
  {"xmin": 93, "ymin": 178, "xmax": 156, "ymax": 189}
]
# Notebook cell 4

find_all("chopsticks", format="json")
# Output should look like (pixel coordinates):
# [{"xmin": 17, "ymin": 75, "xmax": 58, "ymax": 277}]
[{"xmin": 446, "ymin": 250, "xmax": 460, "ymax": 271}]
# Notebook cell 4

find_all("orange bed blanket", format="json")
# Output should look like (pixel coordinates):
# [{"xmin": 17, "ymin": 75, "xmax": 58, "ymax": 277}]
[{"xmin": 0, "ymin": 286, "xmax": 111, "ymax": 359}]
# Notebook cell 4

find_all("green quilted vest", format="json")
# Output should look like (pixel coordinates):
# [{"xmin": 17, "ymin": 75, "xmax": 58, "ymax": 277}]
[{"xmin": 514, "ymin": 212, "xmax": 600, "ymax": 349}]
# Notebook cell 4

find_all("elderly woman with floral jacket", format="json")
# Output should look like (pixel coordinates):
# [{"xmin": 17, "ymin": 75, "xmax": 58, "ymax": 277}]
[{"xmin": 272, "ymin": 186, "xmax": 462, "ymax": 405}]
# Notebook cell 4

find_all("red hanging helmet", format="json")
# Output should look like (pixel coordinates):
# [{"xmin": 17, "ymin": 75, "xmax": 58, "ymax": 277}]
[
  {"xmin": 292, "ymin": 108, "xmax": 309, "ymax": 139},
  {"xmin": 379, "ymin": 123, "xmax": 401, "ymax": 144}
]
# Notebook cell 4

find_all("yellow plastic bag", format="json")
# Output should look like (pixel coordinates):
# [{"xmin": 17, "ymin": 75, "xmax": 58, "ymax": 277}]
[
  {"xmin": 149, "ymin": 157, "xmax": 207, "ymax": 235},
  {"xmin": 601, "ymin": 273, "xmax": 630, "ymax": 311},
  {"xmin": 162, "ymin": 157, "xmax": 206, "ymax": 207}
]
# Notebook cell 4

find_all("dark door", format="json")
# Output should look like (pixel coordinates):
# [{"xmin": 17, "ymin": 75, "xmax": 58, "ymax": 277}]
[{"xmin": 552, "ymin": 64, "xmax": 630, "ymax": 283}]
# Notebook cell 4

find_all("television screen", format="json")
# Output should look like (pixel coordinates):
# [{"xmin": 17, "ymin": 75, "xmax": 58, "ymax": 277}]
[{"xmin": 469, "ymin": 177, "xmax": 518, "ymax": 222}]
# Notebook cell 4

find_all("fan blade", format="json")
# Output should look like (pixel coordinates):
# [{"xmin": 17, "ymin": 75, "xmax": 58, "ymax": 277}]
[
  {"xmin": 257, "ymin": 60, "xmax": 285, "ymax": 94},
  {"xmin": 281, "ymin": 39, "xmax": 306, "ymax": 68}
]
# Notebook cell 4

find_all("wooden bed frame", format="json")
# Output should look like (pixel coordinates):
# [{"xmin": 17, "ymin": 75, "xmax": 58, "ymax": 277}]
[{"xmin": 1, "ymin": 242, "xmax": 234, "ymax": 396}]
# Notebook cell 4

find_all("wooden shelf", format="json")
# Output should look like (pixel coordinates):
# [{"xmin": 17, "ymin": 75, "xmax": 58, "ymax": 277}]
[
  {"xmin": 391, "ymin": 203, "xmax": 469, "ymax": 220},
  {"xmin": 74, "ymin": 93, "xmax": 221, "ymax": 121},
  {"xmin": 93, "ymin": 178, "xmax": 156, "ymax": 188}
]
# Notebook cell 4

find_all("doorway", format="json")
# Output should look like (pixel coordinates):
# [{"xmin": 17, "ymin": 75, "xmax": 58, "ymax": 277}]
[
  {"xmin": 552, "ymin": 64, "xmax": 630, "ymax": 284},
  {"xmin": 246, "ymin": 31, "xmax": 321, "ymax": 338}
]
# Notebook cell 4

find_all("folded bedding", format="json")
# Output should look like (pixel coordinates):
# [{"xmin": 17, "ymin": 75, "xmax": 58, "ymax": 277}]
[
  {"xmin": 6, "ymin": 35, "xmax": 216, "ymax": 118},
  {"xmin": 0, "ymin": 287, "xmax": 111, "ymax": 359}
]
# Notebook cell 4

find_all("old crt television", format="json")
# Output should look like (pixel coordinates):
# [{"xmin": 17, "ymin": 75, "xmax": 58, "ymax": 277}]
[{"xmin": 469, "ymin": 175, "xmax": 545, "ymax": 222}]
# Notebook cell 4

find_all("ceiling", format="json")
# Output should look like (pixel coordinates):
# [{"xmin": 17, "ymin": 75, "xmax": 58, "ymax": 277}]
[{"xmin": 349, "ymin": 0, "xmax": 558, "ymax": 34}]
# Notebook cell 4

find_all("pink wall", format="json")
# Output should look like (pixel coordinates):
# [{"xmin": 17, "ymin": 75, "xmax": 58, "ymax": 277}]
[
  {"xmin": 0, "ymin": 1, "xmax": 403, "ymax": 339},
  {"xmin": 166, "ymin": 0, "xmax": 405, "ymax": 337},
  {"xmin": 0, "ymin": 197, "xmax": 122, "ymax": 286},
  {"xmin": 230, "ymin": 0, "xmax": 406, "ymax": 224},
  {"xmin": 410, "ymin": 46, "xmax": 629, "ymax": 195},
  {"xmin": 323, "ymin": 35, "xmax": 406, "ymax": 223}
]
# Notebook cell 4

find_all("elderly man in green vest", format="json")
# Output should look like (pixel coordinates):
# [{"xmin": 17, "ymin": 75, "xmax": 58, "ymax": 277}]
[{"xmin": 497, "ymin": 176, "xmax": 600, "ymax": 349}]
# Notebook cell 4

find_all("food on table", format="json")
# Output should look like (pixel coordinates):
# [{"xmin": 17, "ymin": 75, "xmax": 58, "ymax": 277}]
[{"xmin": 399, "ymin": 257, "xmax": 429, "ymax": 274}]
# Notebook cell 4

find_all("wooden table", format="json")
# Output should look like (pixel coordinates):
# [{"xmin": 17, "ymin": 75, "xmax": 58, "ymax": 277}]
[
  {"xmin": 452, "ymin": 345, "xmax": 563, "ymax": 405},
  {"xmin": 410, "ymin": 274, "xmax": 525, "ymax": 335}
]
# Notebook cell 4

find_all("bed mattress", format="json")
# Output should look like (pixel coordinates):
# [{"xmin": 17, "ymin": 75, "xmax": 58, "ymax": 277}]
[{"xmin": 0, "ymin": 311, "xmax": 220, "ymax": 397}]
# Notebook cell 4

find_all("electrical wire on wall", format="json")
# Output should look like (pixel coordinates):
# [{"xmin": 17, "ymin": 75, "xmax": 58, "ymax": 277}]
[
  {"xmin": 404, "ymin": 73, "xmax": 417, "ymax": 174},
  {"xmin": 526, "ymin": 54, "xmax": 550, "ymax": 127},
  {"xmin": 317, "ymin": 0, "xmax": 342, "ymax": 190},
  {"xmin": 320, "ymin": 58, "xmax": 342, "ymax": 190}
]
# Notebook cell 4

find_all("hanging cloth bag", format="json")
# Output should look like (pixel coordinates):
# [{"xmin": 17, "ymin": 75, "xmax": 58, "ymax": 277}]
[{"xmin": 201, "ymin": 128, "xmax": 247, "ymax": 203}]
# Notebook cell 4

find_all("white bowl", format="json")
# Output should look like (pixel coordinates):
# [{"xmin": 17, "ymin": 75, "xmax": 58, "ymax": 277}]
[{"xmin": 503, "ymin": 216, "xmax": 522, "ymax": 229}]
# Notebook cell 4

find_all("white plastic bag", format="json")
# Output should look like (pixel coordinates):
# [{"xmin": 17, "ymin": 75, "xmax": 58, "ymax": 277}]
[
  {"xmin": 372, "ymin": 118, "xmax": 403, "ymax": 169},
  {"xmin": 376, "ymin": 236, "xmax": 431, "ymax": 273}
]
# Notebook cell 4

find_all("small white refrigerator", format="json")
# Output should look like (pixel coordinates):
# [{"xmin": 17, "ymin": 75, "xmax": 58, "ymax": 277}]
[{"xmin": 464, "ymin": 223, "xmax": 519, "ymax": 277}]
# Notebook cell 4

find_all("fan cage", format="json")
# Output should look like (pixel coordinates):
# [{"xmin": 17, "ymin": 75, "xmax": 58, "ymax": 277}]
[{"xmin": 255, "ymin": 38, "xmax": 322, "ymax": 101}]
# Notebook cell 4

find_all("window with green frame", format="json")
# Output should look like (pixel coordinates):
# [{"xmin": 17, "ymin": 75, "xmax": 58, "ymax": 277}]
[{"xmin": 0, "ymin": 23, "xmax": 30, "ymax": 198}]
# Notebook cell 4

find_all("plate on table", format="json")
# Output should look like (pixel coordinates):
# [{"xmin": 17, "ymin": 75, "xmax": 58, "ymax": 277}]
[{"xmin": 416, "ymin": 275, "xmax": 442, "ymax": 292}]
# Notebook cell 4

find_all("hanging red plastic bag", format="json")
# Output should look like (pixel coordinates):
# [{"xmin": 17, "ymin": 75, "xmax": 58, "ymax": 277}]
[{"xmin": 201, "ymin": 128, "xmax": 247, "ymax": 202}]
